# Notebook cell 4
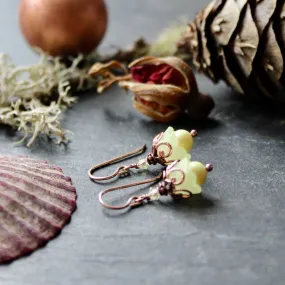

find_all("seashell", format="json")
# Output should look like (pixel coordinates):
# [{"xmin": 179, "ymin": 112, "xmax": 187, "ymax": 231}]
[{"xmin": 0, "ymin": 156, "xmax": 77, "ymax": 263}]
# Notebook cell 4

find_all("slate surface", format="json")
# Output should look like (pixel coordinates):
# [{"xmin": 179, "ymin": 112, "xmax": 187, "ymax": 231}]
[{"xmin": 1, "ymin": 1, "xmax": 285, "ymax": 285}]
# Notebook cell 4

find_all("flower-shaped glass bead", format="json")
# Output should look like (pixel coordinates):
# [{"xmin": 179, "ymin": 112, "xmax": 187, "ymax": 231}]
[
  {"xmin": 149, "ymin": 157, "xmax": 213, "ymax": 200},
  {"xmin": 165, "ymin": 158, "xmax": 202, "ymax": 198},
  {"xmin": 138, "ymin": 126, "xmax": 197, "ymax": 169}
]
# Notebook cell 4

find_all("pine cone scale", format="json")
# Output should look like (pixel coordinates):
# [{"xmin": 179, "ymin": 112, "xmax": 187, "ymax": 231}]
[
  {"xmin": 220, "ymin": 48, "xmax": 244, "ymax": 93},
  {"xmin": 278, "ymin": 3, "xmax": 285, "ymax": 85},
  {"xmin": 261, "ymin": 23, "xmax": 283, "ymax": 80},
  {"xmin": 253, "ymin": 0, "xmax": 277, "ymax": 35},
  {"xmin": 231, "ymin": 4, "xmax": 259, "ymax": 78},
  {"xmin": 210, "ymin": 0, "xmax": 245, "ymax": 46}
]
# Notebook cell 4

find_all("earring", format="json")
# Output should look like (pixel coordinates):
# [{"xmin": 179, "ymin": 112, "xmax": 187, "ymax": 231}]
[
  {"xmin": 88, "ymin": 126, "xmax": 198, "ymax": 181},
  {"xmin": 99, "ymin": 157, "xmax": 213, "ymax": 210}
]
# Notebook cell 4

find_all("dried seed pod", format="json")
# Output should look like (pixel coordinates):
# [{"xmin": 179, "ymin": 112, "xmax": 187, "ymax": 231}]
[
  {"xmin": 88, "ymin": 56, "xmax": 214, "ymax": 122},
  {"xmin": 0, "ymin": 156, "xmax": 76, "ymax": 263},
  {"xmin": 120, "ymin": 56, "xmax": 214, "ymax": 122},
  {"xmin": 178, "ymin": 0, "xmax": 285, "ymax": 100}
]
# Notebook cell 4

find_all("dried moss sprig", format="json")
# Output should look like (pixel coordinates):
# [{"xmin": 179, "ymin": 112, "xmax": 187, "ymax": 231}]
[
  {"xmin": 148, "ymin": 21, "xmax": 189, "ymax": 58},
  {"xmin": 0, "ymin": 53, "xmax": 93, "ymax": 147}
]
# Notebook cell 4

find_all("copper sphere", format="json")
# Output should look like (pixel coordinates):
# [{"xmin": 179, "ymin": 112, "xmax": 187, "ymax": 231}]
[{"xmin": 19, "ymin": 0, "xmax": 108, "ymax": 56}]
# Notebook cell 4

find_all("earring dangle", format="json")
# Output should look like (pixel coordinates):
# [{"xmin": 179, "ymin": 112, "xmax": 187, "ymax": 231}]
[
  {"xmin": 88, "ymin": 127, "xmax": 198, "ymax": 181},
  {"xmin": 99, "ymin": 157, "xmax": 213, "ymax": 210}
]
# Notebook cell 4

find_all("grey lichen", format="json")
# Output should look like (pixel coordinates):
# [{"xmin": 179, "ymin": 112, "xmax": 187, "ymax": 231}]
[{"xmin": 0, "ymin": 53, "xmax": 93, "ymax": 147}]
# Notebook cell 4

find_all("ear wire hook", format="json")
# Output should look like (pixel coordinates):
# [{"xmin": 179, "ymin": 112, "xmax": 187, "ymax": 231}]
[
  {"xmin": 99, "ymin": 173, "xmax": 163, "ymax": 210},
  {"xmin": 88, "ymin": 145, "xmax": 147, "ymax": 181}
]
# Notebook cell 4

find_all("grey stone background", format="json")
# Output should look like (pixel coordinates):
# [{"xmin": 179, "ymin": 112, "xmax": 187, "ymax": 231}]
[{"xmin": 1, "ymin": 1, "xmax": 285, "ymax": 285}]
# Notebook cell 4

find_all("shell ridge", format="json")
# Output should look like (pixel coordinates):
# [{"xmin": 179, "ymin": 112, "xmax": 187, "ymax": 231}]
[
  {"xmin": 0, "ymin": 163, "xmax": 73, "ymax": 187},
  {"xmin": 0, "ymin": 157, "xmax": 48, "ymax": 164},
  {"xmin": 0, "ymin": 161, "xmax": 63, "ymax": 174},
  {"xmin": 0, "ymin": 192, "xmax": 60, "ymax": 235},
  {"xmin": 0, "ymin": 172, "xmax": 75, "ymax": 211},
  {"xmin": 0, "ymin": 204, "xmax": 44, "ymax": 248},
  {"xmin": 0, "ymin": 223, "xmax": 25, "ymax": 262},
  {"xmin": 0, "ymin": 180, "xmax": 71, "ymax": 224},
  {"xmin": 0, "ymin": 165, "xmax": 75, "ymax": 192},
  {"xmin": 0, "ymin": 168, "xmax": 76, "ymax": 200}
]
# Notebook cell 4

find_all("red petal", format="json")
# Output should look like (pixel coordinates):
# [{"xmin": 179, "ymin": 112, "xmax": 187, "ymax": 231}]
[
  {"xmin": 130, "ymin": 65, "xmax": 156, "ymax": 83},
  {"xmin": 131, "ymin": 63, "xmax": 185, "ymax": 87},
  {"xmin": 148, "ymin": 65, "xmax": 169, "ymax": 83},
  {"xmin": 162, "ymin": 68, "xmax": 185, "ymax": 87}
]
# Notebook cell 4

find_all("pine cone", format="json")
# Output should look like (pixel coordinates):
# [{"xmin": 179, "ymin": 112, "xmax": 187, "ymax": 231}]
[{"xmin": 178, "ymin": 0, "xmax": 285, "ymax": 101}]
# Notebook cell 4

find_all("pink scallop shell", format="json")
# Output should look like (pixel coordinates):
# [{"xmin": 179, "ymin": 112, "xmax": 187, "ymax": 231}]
[{"xmin": 0, "ymin": 156, "xmax": 77, "ymax": 263}]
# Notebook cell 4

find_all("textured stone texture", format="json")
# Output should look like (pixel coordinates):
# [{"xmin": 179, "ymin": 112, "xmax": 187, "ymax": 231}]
[{"xmin": 1, "ymin": 0, "xmax": 285, "ymax": 285}]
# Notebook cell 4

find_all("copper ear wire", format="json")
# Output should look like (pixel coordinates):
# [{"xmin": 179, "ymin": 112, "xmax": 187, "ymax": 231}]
[
  {"xmin": 89, "ymin": 128, "xmax": 198, "ymax": 182},
  {"xmin": 88, "ymin": 145, "xmax": 147, "ymax": 181},
  {"xmin": 88, "ymin": 141, "xmax": 171, "ymax": 182},
  {"xmin": 99, "ymin": 173, "xmax": 163, "ymax": 210}
]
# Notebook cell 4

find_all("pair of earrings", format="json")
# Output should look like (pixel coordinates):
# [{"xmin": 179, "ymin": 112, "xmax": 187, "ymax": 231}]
[{"xmin": 88, "ymin": 127, "xmax": 213, "ymax": 210}]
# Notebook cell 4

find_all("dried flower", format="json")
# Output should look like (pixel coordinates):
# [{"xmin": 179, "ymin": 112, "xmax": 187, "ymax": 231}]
[{"xmin": 89, "ymin": 56, "xmax": 214, "ymax": 122}]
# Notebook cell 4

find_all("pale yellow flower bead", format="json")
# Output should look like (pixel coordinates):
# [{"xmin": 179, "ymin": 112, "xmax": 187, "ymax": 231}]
[
  {"xmin": 189, "ymin": 161, "xmax": 208, "ymax": 185},
  {"xmin": 156, "ymin": 127, "xmax": 191, "ymax": 163},
  {"xmin": 175, "ymin": 130, "xmax": 194, "ymax": 152}
]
